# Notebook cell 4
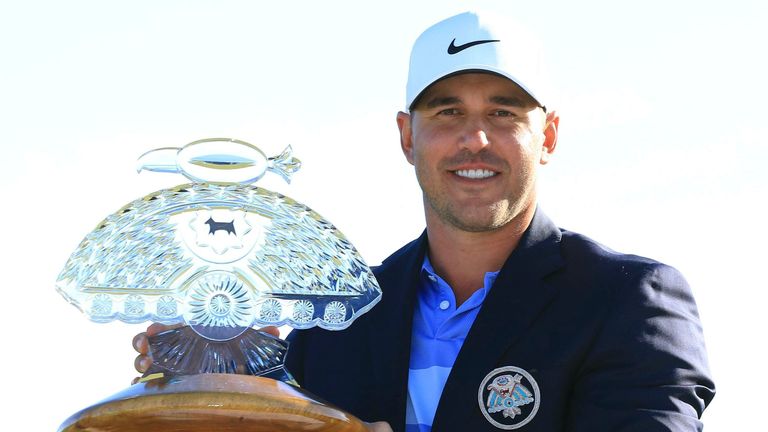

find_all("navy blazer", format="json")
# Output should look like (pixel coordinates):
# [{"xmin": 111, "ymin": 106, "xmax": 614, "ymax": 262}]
[{"xmin": 286, "ymin": 211, "xmax": 715, "ymax": 431}]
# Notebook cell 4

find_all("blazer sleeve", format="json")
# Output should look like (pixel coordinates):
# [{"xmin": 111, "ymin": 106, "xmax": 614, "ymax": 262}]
[{"xmin": 566, "ymin": 263, "xmax": 715, "ymax": 431}]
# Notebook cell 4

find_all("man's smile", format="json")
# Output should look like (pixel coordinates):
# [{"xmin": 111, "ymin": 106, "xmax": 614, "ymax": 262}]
[{"xmin": 452, "ymin": 168, "xmax": 498, "ymax": 179}]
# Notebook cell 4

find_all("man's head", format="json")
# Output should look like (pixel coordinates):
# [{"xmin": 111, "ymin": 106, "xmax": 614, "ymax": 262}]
[
  {"xmin": 397, "ymin": 11, "xmax": 558, "ymax": 234},
  {"xmin": 405, "ymin": 11, "xmax": 549, "ymax": 112}
]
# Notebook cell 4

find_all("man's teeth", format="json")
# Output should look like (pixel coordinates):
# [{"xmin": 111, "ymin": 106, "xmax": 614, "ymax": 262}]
[{"xmin": 454, "ymin": 169, "xmax": 497, "ymax": 179}]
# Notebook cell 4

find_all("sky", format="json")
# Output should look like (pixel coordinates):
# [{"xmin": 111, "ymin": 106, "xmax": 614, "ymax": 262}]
[{"xmin": 0, "ymin": 0, "xmax": 765, "ymax": 430}]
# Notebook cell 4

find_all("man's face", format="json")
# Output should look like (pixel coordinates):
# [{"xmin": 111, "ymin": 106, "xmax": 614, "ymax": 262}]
[{"xmin": 397, "ymin": 73, "xmax": 558, "ymax": 233}]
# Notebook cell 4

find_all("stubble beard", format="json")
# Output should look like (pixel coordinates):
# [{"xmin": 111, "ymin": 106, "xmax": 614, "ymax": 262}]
[
  {"xmin": 430, "ymin": 197, "xmax": 513, "ymax": 233},
  {"xmin": 424, "ymin": 186, "xmax": 535, "ymax": 233},
  {"xmin": 420, "ymin": 171, "xmax": 536, "ymax": 234}
]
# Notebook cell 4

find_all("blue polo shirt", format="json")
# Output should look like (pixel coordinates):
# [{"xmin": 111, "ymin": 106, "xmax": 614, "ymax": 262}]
[{"xmin": 405, "ymin": 256, "xmax": 498, "ymax": 432}]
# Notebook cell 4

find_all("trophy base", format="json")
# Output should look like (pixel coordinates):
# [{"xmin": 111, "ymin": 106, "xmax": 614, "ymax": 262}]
[{"xmin": 59, "ymin": 374, "xmax": 368, "ymax": 432}]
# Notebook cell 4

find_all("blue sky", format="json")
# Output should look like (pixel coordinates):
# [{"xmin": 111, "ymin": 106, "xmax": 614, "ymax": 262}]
[{"xmin": 1, "ymin": 1, "xmax": 764, "ymax": 429}]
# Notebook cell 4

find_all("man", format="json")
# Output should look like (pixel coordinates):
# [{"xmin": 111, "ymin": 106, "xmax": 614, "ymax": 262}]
[{"xmin": 136, "ymin": 11, "xmax": 715, "ymax": 431}]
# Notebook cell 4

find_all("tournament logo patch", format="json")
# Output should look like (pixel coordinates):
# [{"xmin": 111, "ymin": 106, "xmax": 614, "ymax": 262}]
[{"xmin": 477, "ymin": 366, "xmax": 540, "ymax": 429}]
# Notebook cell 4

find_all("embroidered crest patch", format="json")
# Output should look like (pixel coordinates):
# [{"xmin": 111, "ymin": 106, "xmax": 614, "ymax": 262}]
[{"xmin": 478, "ymin": 366, "xmax": 540, "ymax": 429}]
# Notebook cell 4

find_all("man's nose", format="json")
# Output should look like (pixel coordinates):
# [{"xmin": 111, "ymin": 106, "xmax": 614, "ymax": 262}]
[{"xmin": 460, "ymin": 122, "xmax": 491, "ymax": 153}]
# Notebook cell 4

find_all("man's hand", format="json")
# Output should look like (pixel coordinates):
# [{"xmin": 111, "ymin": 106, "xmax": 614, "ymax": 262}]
[
  {"xmin": 364, "ymin": 421, "xmax": 393, "ymax": 432},
  {"xmin": 130, "ymin": 324, "xmax": 280, "ymax": 384},
  {"xmin": 130, "ymin": 325, "xmax": 388, "ymax": 430}
]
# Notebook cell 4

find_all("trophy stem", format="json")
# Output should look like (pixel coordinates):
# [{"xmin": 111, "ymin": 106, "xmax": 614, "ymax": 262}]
[{"xmin": 144, "ymin": 326, "xmax": 296, "ymax": 383}]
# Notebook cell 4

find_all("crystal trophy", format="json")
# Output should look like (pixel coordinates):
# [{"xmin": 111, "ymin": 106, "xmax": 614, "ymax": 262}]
[{"xmin": 56, "ymin": 138, "xmax": 381, "ymax": 432}]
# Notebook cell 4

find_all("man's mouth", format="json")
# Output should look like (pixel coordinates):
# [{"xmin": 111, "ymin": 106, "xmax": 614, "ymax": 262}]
[{"xmin": 453, "ymin": 169, "xmax": 498, "ymax": 179}]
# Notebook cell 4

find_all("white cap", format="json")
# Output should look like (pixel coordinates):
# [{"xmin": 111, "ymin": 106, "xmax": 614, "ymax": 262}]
[{"xmin": 405, "ymin": 11, "xmax": 549, "ymax": 111}]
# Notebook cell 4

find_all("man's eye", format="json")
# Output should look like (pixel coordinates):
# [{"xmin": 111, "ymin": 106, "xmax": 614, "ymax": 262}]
[
  {"xmin": 437, "ymin": 108, "xmax": 461, "ymax": 116},
  {"xmin": 492, "ymin": 110, "xmax": 515, "ymax": 117}
]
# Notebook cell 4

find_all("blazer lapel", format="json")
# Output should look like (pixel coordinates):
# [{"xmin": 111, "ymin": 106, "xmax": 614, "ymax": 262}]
[
  {"xmin": 368, "ymin": 233, "xmax": 428, "ymax": 430},
  {"xmin": 432, "ymin": 210, "xmax": 565, "ymax": 429}
]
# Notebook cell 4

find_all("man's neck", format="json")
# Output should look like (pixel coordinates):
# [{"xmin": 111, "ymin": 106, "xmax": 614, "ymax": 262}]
[{"xmin": 425, "ymin": 208, "xmax": 534, "ymax": 306}]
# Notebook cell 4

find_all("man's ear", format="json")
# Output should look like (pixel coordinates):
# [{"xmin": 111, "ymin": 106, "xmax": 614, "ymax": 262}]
[
  {"xmin": 540, "ymin": 110, "xmax": 559, "ymax": 165},
  {"xmin": 396, "ymin": 111, "xmax": 415, "ymax": 165}
]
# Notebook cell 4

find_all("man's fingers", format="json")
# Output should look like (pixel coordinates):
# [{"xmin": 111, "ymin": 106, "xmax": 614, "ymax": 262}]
[
  {"xmin": 364, "ymin": 421, "xmax": 393, "ymax": 432},
  {"xmin": 132, "ymin": 332, "xmax": 148, "ymax": 355},
  {"xmin": 260, "ymin": 326, "xmax": 280, "ymax": 338},
  {"xmin": 147, "ymin": 322, "xmax": 181, "ymax": 337},
  {"xmin": 134, "ymin": 354, "xmax": 152, "ymax": 374},
  {"xmin": 135, "ymin": 323, "xmax": 185, "ymax": 355}
]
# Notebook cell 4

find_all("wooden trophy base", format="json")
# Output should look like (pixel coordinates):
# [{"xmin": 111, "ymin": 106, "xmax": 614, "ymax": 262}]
[{"xmin": 59, "ymin": 373, "xmax": 368, "ymax": 432}]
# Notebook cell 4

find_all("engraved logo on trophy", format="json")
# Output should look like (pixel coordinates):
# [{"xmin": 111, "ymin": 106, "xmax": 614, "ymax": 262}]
[{"xmin": 56, "ymin": 138, "xmax": 381, "ymax": 431}]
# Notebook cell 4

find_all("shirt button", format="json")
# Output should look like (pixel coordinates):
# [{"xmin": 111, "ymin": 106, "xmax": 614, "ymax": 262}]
[
  {"xmin": 428, "ymin": 275, "xmax": 437, "ymax": 283},
  {"xmin": 439, "ymin": 300, "xmax": 450, "ymax": 310}
]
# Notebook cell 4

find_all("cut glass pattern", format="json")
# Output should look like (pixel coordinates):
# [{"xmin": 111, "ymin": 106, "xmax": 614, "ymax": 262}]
[
  {"xmin": 292, "ymin": 300, "xmax": 315, "ymax": 323},
  {"xmin": 90, "ymin": 294, "xmax": 112, "ymax": 318},
  {"xmin": 259, "ymin": 299, "xmax": 283, "ymax": 322},
  {"xmin": 323, "ymin": 301, "xmax": 347, "ymax": 324},
  {"xmin": 124, "ymin": 295, "xmax": 145, "ymax": 316},
  {"xmin": 57, "ymin": 182, "xmax": 381, "ymax": 330},
  {"xmin": 144, "ymin": 325, "xmax": 292, "ymax": 379},
  {"xmin": 56, "ymin": 138, "xmax": 381, "ymax": 378},
  {"xmin": 156, "ymin": 295, "xmax": 177, "ymax": 317}
]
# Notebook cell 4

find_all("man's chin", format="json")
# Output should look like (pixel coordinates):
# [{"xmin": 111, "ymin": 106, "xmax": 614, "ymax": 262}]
[{"xmin": 444, "ymin": 212, "xmax": 512, "ymax": 233}]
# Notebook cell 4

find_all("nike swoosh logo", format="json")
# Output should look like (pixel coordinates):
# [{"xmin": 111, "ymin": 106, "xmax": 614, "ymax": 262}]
[{"xmin": 447, "ymin": 38, "xmax": 500, "ymax": 55}]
